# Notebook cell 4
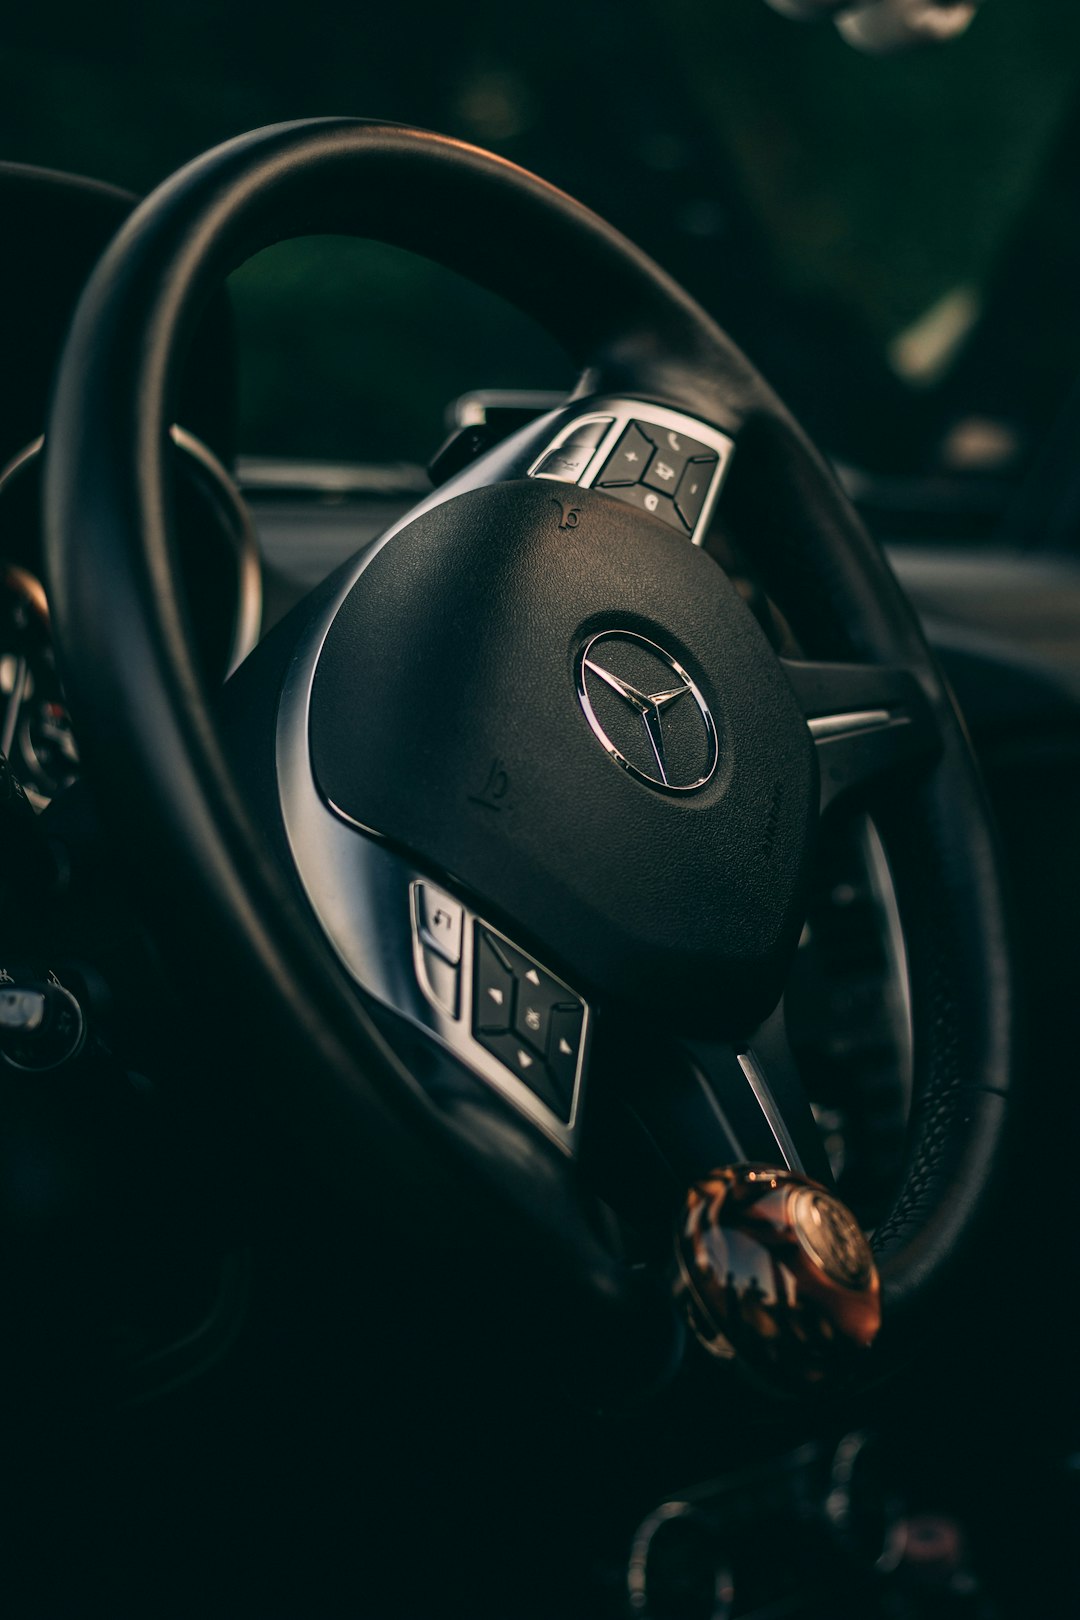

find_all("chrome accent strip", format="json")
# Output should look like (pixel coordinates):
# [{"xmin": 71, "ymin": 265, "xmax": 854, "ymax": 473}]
[
  {"xmin": 452, "ymin": 388, "xmax": 566, "ymax": 429},
  {"xmin": 861, "ymin": 816, "xmax": 914, "ymax": 1124},
  {"xmin": 171, "ymin": 427, "xmax": 263, "ymax": 674},
  {"xmin": 0, "ymin": 433, "xmax": 45, "ymax": 490},
  {"xmin": 736, "ymin": 1051, "xmax": 804, "ymax": 1173},
  {"xmin": 236, "ymin": 456, "xmax": 430, "ymax": 498},
  {"xmin": 807, "ymin": 708, "xmax": 894, "ymax": 740}
]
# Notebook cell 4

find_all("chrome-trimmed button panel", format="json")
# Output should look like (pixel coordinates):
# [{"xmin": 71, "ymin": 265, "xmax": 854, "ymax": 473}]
[
  {"xmin": 306, "ymin": 844, "xmax": 589, "ymax": 1153},
  {"xmin": 527, "ymin": 398, "xmax": 736, "ymax": 546},
  {"xmin": 467, "ymin": 919, "xmax": 585, "ymax": 1124},
  {"xmin": 278, "ymin": 695, "xmax": 589, "ymax": 1153},
  {"xmin": 406, "ymin": 890, "xmax": 589, "ymax": 1134}
]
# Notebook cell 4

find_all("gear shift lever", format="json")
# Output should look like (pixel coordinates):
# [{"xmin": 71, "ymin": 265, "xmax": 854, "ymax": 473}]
[{"xmin": 675, "ymin": 1165, "xmax": 881, "ymax": 1390}]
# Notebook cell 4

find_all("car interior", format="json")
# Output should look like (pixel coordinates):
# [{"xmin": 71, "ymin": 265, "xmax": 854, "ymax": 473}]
[{"xmin": 2, "ymin": 2, "xmax": 1079, "ymax": 1616}]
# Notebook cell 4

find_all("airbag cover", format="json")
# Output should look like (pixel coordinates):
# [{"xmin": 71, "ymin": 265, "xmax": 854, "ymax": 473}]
[{"xmin": 308, "ymin": 480, "xmax": 816, "ymax": 1029}]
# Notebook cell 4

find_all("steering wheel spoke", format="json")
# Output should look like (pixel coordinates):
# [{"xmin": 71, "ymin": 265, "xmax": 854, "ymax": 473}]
[
  {"xmin": 269, "ymin": 795, "xmax": 592, "ymax": 1156},
  {"xmin": 781, "ymin": 656, "xmax": 941, "ymax": 813},
  {"xmin": 614, "ymin": 1035, "xmax": 777, "ymax": 1191},
  {"xmin": 671, "ymin": 1033, "xmax": 823, "ymax": 1181},
  {"xmin": 601, "ymin": 988, "xmax": 832, "ymax": 1205}
]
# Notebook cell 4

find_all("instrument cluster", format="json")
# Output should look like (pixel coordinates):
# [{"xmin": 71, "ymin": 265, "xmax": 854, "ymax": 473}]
[
  {"xmin": 0, "ymin": 429, "xmax": 261, "ymax": 809},
  {"xmin": 0, "ymin": 557, "xmax": 78, "ymax": 805}
]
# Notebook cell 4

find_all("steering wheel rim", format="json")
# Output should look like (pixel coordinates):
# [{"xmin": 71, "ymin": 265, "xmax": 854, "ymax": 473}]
[{"xmin": 42, "ymin": 118, "xmax": 1015, "ymax": 1385}]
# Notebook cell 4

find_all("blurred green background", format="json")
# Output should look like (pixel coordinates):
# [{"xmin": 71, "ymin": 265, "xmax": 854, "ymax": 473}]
[{"xmin": 1, "ymin": 0, "xmax": 1078, "ymax": 468}]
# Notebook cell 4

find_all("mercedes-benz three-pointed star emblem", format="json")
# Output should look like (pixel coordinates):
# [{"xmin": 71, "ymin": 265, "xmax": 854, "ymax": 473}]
[{"xmin": 576, "ymin": 630, "xmax": 718, "ymax": 792}]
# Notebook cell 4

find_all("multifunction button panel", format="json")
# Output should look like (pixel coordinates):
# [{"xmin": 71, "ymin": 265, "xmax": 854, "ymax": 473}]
[
  {"xmin": 411, "ymin": 880, "xmax": 589, "ymax": 1146},
  {"xmin": 529, "ymin": 399, "xmax": 735, "ymax": 545},
  {"xmin": 472, "ymin": 927, "xmax": 584, "ymax": 1123}
]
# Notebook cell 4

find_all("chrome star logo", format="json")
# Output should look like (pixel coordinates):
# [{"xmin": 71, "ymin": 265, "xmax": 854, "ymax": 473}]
[{"xmin": 576, "ymin": 630, "xmax": 718, "ymax": 792}]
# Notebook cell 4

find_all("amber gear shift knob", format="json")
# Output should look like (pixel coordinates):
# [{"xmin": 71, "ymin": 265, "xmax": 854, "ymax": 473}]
[{"xmin": 675, "ymin": 1165, "xmax": 881, "ymax": 1391}]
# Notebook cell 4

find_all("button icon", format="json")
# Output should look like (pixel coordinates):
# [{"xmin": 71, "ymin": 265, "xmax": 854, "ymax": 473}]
[
  {"xmin": 474, "ymin": 929, "xmax": 515, "ymax": 1034},
  {"xmin": 641, "ymin": 421, "xmax": 715, "ymax": 500},
  {"xmin": 414, "ymin": 883, "xmax": 463, "ymax": 963},
  {"xmin": 675, "ymin": 455, "xmax": 718, "ymax": 531},
  {"xmin": 548, "ymin": 1004, "xmax": 584, "ymax": 1107},
  {"xmin": 534, "ymin": 443, "xmax": 595, "ymax": 482},
  {"xmin": 606, "ymin": 482, "xmax": 686, "ymax": 529},
  {"xmin": 596, "ymin": 423, "xmax": 655, "ymax": 487},
  {"xmin": 469, "ymin": 756, "xmax": 511, "ymax": 812}
]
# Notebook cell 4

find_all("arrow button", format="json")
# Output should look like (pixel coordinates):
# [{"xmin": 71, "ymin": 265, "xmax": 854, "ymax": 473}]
[
  {"xmin": 547, "ymin": 1003, "xmax": 584, "ymax": 1109},
  {"xmin": 474, "ymin": 929, "xmax": 514, "ymax": 1033}
]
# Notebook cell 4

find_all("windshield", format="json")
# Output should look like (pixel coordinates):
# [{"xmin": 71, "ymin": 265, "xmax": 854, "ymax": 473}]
[{"xmin": 2, "ymin": 0, "xmax": 1078, "ymax": 478}]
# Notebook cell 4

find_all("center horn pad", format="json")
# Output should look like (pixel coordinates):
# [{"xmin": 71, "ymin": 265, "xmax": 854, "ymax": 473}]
[{"xmin": 309, "ymin": 480, "xmax": 816, "ymax": 1031}]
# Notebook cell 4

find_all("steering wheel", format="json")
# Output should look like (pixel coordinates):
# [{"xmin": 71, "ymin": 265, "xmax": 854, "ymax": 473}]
[{"xmin": 42, "ymin": 120, "xmax": 1015, "ymax": 1395}]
